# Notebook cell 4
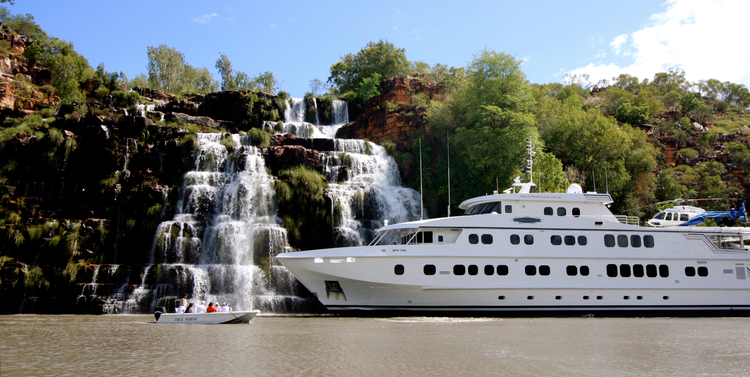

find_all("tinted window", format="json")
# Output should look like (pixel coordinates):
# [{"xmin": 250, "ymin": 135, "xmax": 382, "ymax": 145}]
[
  {"xmin": 423, "ymin": 231, "xmax": 433, "ymax": 243},
  {"xmin": 468, "ymin": 234, "xmax": 479, "ymax": 244},
  {"xmin": 544, "ymin": 207, "xmax": 553, "ymax": 216},
  {"xmin": 424, "ymin": 265, "xmax": 436, "ymax": 275},
  {"xmin": 620, "ymin": 264, "xmax": 631, "ymax": 277},
  {"xmin": 510, "ymin": 234, "xmax": 520, "ymax": 245},
  {"xmin": 646, "ymin": 264, "xmax": 657, "ymax": 277},
  {"xmin": 453, "ymin": 265, "xmax": 465, "ymax": 275},
  {"xmin": 564, "ymin": 235, "xmax": 576, "ymax": 246},
  {"xmin": 572, "ymin": 207, "xmax": 581, "ymax": 217},
  {"xmin": 395, "ymin": 264, "xmax": 404, "ymax": 275},
  {"xmin": 630, "ymin": 235, "xmax": 641, "ymax": 248},
  {"xmin": 484, "ymin": 265, "xmax": 494, "ymax": 275},
  {"xmin": 497, "ymin": 265, "xmax": 509, "ymax": 275},
  {"xmin": 438, "ymin": 235, "xmax": 444, "ymax": 243},
  {"xmin": 524, "ymin": 235, "xmax": 534, "ymax": 245},
  {"xmin": 567, "ymin": 265, "xmax": 578, "ymax": 276},
  {"xmin": 481, "ymin": 234, "xmax": 493, "ymax": 244},
  {"xmin": 617, "ymin": 235, "xmax": 629, "ymax": 247},
  {"xmin": 680, "ymin": 214, "xmax": 689, "ymax": 221},
  {"xmin": 505, "ymin": 205, "xmax": 512, "ymax": 213},
  {"xmin": 685, "ymin": 266, "xmax": 696, "ymax": 277},
  {"xmin": 698, "ymin": 266, "xmax": 708, "ymax": 277},
  {"xmin": 468, "ymin": 265, "xmax": 478, "ymax": 276},
  {"xmin": 557, "ymin": 207, "xmax": 567, "ymax": 216},
  {"xmin": 578, "ymin": 236, "xmax": 588, "ymax": 246},
  {"xmin": 551, "ymin": 235, "xmax": 562, "ymax": 245},
  {"xmin": 539, "ymin": 265, "xmax": 550, "ymax": 276},
  {"xmin": 633, "ymin": 264, "xmax": 644, "ymax": 277},
  {"xmin": 607, "ymin": 264, "xmax": 618, "ymax": 277},
  {"xmin": 644, "ymin": 235, "xmax": 655, "ymax": 248},
  {"xmin": 604, "ymin": 234, "xmax": 615, "ymax": 247},
  {"xmin": 659, "ymin": 264, "xmax": 669, "ymax": 278},
  {"xmin": 580, "ymin": 266, "xmax": 590, "ymax": 276},
  {"xmin": 525, "ymin": 265, "xmax": 537, "ymax": 276}
]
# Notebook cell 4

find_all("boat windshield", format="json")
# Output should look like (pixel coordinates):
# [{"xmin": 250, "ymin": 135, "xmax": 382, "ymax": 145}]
[
  {"xmin": 464, "ymin": 201, "xmax": 502, "ymax": 215},
  {"xmin": 369, "ymin": 228, "xmax": 432, "ymax": 246}
]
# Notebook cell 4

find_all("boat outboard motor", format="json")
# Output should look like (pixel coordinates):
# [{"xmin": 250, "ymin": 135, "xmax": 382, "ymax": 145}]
[{"xmin": 154, "ymin": 306, "xmax": 166, "ymax": 321}]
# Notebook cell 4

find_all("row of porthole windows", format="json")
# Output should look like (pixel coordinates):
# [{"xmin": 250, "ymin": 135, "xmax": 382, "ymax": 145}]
[
  {"xmin": 607, "ymin": 264, "xmax": 669, "ymax": 278},
  {"xmin": 498, "ymin": 295, "xmax": 671, "ymax": 301},
  {"xmin": 423, "ymin": 264, "xmax": 511, "ymax": 276},
  {"xmin": 544, "ymin": 207, "xmax": 581, "ymax": 217},
  {"xmin": 685, "ymin": 266, "xmax": 709, "ymax": 277},
  {"xmin": 551, "ymin": 235, "xmax": 588, "ymax": 246},
  {"xmin": 510, "ymin": 234, "xmax": 535, "ymax": 245},
  {"xmin": 604, "ymin": 234, "xmax": 655, "ymax": 248},
  {"xmin": 468, "ymin": 234, "xmax": 493, "ymax": 245}
]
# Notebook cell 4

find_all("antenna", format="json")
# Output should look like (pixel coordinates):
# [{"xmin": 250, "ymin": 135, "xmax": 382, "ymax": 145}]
[
  {"xmin": 447, "ymin": 131, "xmax": 451, "ymax": 217},
  {"xmin": 419, "ymin": 137, "xmax": 424, "ymax": 220},
  {"xmin": 526, "ymin": 138, "xmax": 536, "ymax": 185}
]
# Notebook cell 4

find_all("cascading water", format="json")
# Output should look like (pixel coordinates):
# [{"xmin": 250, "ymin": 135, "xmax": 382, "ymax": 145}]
[
  {"xmin": 267, "ymin": 98, "xmax": 422, "ymax": 246},
  {"xmin": 119, "ymin": 133, "xmax": 311, "ymax": 314}
]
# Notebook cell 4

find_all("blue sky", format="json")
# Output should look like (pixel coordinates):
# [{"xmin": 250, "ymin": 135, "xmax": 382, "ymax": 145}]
[{"xmin": 7, "ymin": 0, "xmax": 750, "ymax": 97}]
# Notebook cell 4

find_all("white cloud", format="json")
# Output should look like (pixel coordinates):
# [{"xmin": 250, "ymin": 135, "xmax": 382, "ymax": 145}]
[
  {"xmin": 569, "ymin": 0, "xmax": 750, "ymax": 87},
  {"xmin": 192, "ymin": 13, "xmax": 218, "ymax": 24}
]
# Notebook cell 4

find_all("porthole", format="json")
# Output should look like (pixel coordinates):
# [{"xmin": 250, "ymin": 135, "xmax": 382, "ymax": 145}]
[
  {"xmin": 633, "ymin": 264, "xmax": 644, "ymax": 278},
  {"xmin": 566, "ymin": 265, "xmax": 578, "ymax": 276},
  {"xmin": 527, "ymin": 296, "xmax": 534, "ymax": 300},
  {"xmin": 438, "ymin": 235, "xmax": 444, "ymax": 243},
  {"xmin": 604, "ymin": 234, "xmax": 615, "ymax": 247},
  {"xmin": 424, "ymin": 264, "xmax": 436, "ymax": 275},
  {"xmin": 497, "ymin": 265, "xmax": 509, "ymax": 276},
  {"xmin": 468, "ymin": 234, "xmax": 479, "ymax": 244},
  {"xmin": 551, "ymin": 235, "xmax": 562, "ymax": 245},
  {"xmin": 583, "ymin": 295, "xmax": 590, "ymax": 300},
  {"xmin": 484, "ymin": 265, "xmax": 494, "ymax": 275},
  {"xmin": 539, "ymin": 265, "xmax": 550, "ymax": 276},
  {"xmin": 524, "ymin": 235, "xmax": 534, "ymax": 245},
  {"xmin": 572, "ymin": 207, "xmax": 580, "ymax": 217},
  {"xmin": 544, "ymin": 207, "xmax": 553, "ymax": 216},
  {"xmin": 663, "ymin": 296, "xmax": 670, "ymax": 300},
  {"xmin": 630, "ymin": 235, "xmax": 642, "ymax": 248},
  {"xmin": 644, "ymin": 235, "xmax": 655, "ymax": 248},
  {"xmin": 468, "ymin": 265, "xmax": 478, "ymax": 276},
  {"xmin": 580, "ymin": 266, "xmax": 590, "ymax": 276},
  {"xmin": 525, "ymin": 265, "xmax": 537, "ymax": 276},
  {"xmin": 685, "ymin": 266, "xmax": 696, "ymax": 277},
  {"xmin": 498, "ymin": 296, "xmax": 505, "ymax": 300},
  {"xmin": 395, "ymin": 264, "xmax": 404, "ymax": 275},
  {"xmin": 646, "ymin": 264, "xmax": 657, "ymax": 277},
  {"xmin": 637, "ymin": 296, "xmax": 643, "ymax": 300},
  {"xmin": 510, "ymin": 234, "xmax": 520, "ymax": 245},
  {"xmin": 659, "ymin": 264, "xmax": 670, "ymax": 278},
  {"xmin": 607, "ymin": 264, "xmax": 618, "ymax": 277},
  {"xmin": 557, "ymin": 207, "xmax": 567, "ymax": 216},
  {"xmin": 564, "ymin": 235, "xmax": 576, "ymax": 246},
  {"xmin": 623, "ymin": 296, "xmax": 630, "ymax": 300},
  {"xmin": 453, "ymin": 265, "xmax": 465, "ymax": 275},
  {"xmin": 481, "ymin": 234, "xmax": 493, "ymax": 244},
  {"xmin": 698, "ymin": 266, "xmax": 708, "ymax": 277},
  {"xmin": 620, "ymin": 264, "xmax": 631, "ymax": 278},
  {"xmin": 555, "ymin": 296, "xmax": 562, "ymax": 300},
  {"xmin": 505, "ymin": 205, "xmax": 512, "ymax": 213},
  {"xmin": 578, "ymin": 236, "xmax": 588, "ymax": 246},
  {"xmin": 596, "ymin": 296, "xmax": 603, "ymax": 300},
  {"xmin": 617, "ymin": 235, "xmax": 629, "ymax": 247}
]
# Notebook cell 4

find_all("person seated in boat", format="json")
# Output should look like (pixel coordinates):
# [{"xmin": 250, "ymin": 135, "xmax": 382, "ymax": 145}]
[
  {"xmin": 176, "ymin": 302, "xmax": 186, "ymax": 313},
  {"xmin": 184, "ymin": 303, "xmax": 194, "ymax": 313},
  {"xmin": 206, "ymin": 302, "xmax": 218, "ymax": 313},
  {"xmin": 196, "ymin": 300, "xmax": 207, "ymax": 313},
  {"xmin": 219, "ymin": 302, "xmax": 230, "ymax": 312}
]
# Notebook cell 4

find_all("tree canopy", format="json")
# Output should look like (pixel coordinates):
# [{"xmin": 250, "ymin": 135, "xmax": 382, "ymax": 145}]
[{"xmin": 327, "ymin": 39, "xmax": 409, "ymax": 95}]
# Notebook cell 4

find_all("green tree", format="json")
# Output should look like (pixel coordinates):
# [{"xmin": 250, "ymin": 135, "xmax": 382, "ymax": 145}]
[
  {"xmin": 215, "ymin": 53, "xmax": 236, "ymax": 91},
  {"xmin": 616, "ymin": 102, "xmax": 649, "ymax": 124},
  {"xmin": 147, "ymin": 45, "xmax": 187, "ymax": 93},
  {"xmin": 327, "ymin": 39, "xmax": 409, "ymax": 94}
]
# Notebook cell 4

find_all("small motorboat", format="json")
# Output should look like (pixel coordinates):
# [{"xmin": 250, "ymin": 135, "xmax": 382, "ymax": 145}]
[{"xmin": 154, "ymin": 309, "xmax": 259, "ymax": 324}]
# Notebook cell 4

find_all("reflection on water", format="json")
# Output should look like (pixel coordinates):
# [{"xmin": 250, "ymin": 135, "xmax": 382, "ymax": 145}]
[{"xmin": 2, "ymin": 315, "xmax": 750, "ymax": 376}]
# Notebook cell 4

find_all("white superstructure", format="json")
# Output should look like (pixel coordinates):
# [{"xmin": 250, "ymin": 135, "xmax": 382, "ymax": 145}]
[{"xmin": 277, "ymin": 187, "xmax": 750, "ymax": 314}]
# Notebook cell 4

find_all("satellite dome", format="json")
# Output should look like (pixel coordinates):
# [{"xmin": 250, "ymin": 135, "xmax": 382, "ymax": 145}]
[{"xmin": 566, "ymin": 184, "xmax": 583, "ymax": 194}]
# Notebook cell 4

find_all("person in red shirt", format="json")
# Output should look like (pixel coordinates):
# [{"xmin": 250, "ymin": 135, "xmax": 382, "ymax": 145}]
[{"xmin": 206, "ymin": 302, "xmax": 217, "ymax": 313}]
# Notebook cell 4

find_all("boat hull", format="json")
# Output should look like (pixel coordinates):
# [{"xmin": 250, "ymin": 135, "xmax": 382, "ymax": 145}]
[{"xmin": 154, "ymin": 310, "xmax": 259, "ymax": 324}]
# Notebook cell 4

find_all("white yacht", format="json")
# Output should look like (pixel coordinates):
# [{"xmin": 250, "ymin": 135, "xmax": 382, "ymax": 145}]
[{"xmin": 277, "ymin": 164, "xmax": 750, "ymax": 315}]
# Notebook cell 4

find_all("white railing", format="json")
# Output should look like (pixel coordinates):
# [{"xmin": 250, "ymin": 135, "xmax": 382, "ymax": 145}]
[{"xmin": 615, "ymin": 215, "xmax": 640, "ymax": 226}]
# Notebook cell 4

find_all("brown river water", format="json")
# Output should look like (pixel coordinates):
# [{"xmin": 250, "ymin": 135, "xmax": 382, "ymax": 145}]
[{"xmin": 1, "ymin": 315, "xmax": 750, "ymax": 376}]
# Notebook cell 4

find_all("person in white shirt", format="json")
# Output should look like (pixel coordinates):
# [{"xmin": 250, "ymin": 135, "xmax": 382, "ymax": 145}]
[
  {"xmin": 196, "ymin": 300, "xmax": 207, "ymax": 313},
  {"xmin": 176, "ymin": 303, "xmax": 186, "ymax": 313},
  {"xmin": 219, "ymin": 302, "xmax": 230, "ymax": 312}
]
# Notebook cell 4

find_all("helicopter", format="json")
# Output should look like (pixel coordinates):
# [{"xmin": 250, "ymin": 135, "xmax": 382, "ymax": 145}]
[{"xmin": 646, "ymin": 199, "xmax": 747, "ymax": 227}]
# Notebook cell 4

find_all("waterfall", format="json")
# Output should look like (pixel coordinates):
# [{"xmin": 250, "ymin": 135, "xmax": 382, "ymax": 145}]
[
  {"xmin": 273, "ymin": 97, "xmax": 422, "ymax": 246},
  {"xmin": 120, "ymin": 133, "xmax": 310, "ymax": 314}
]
